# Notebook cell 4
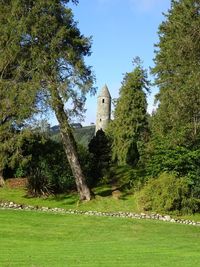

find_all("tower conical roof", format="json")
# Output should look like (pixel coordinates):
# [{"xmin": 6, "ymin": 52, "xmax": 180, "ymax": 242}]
[{"xmin": 98, "ymin": 84, "xmax": 111, "ymax": 98}]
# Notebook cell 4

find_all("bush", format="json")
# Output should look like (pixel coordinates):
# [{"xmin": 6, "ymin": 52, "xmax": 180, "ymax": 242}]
[
  {"xmin": 27, "ymin": 155, "xmax": 76, "ymax": 197},
  {"xmin": 14, "ymin": 166, "xmax": 26, "ymax": 178},
  {"xmin": 17, "ymin": 133, "xmax": 76, "ymax": 196},
  {"xmin": 137, "ymin": 172, "xmax": 200, "ymax": 214},
  {"xmin": 27, "ymin": 160, "xmax": 53, "ymax": 196},
  {"xmin": 146, "ymin": 145, "xmax": 200, "ymax": 198}
]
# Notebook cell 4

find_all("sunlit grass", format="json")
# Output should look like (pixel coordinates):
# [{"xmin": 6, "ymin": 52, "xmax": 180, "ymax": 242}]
[
  {"xmin": 0, "ymin": 185, "xmax": 139, "ymax": 212},
  {"xmin": 0, "ymin": 209, "xmax": 199, "ymax": 267},
  {"xmin": 0, "ymin": 186, "xmax": 200, "ymax": 221}
]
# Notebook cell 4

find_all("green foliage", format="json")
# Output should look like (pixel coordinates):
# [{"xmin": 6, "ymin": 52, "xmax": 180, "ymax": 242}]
[
  {"xmin": 145, "ymin": 142, "xmax": 200, "ymax": 198},
  {"xmin": 104, "ymin": 165, "xmax": 145, "ymax": 192},
  {"xmin": 108, "ymin": 58, "xmax": 149, "ymax": 166},
  {"xmin": 8, "ymin": 130, "xmax": 95, "ymax": 196},
  {"xmin": 8, "ymin": 0, "xmax": 95, "ymax": 116},
  {"xmin": 1, "ymin": 0, "xmax": 95, "ymax": 198},
  {"xmin": 151, "ymin": 0, "xmax": 200, "ymax": 146},
  {"xmin": 88, "ymin": 129, "xmax": 111, "ymax": 186},
  {"xmin": 144, "ymin": 0, "xmax": 200, "ymax": 214},
  {"xmin": 13, "ymin": 133, "xmax": 75, "ymax": 195},
  {"xmin": 27, "ymin": 161, "xmax": 54, "ymax": 196},
  {"xmin": 14, "ymin": 166, "xmax": 26, "ymax": 178},
  {"xmin": 137, "ymin": 172, "xmax": 200, "ymax": 214},
  {"xmin": 76, "ymin": 144, "xmax": 93, "ymax": 186}
]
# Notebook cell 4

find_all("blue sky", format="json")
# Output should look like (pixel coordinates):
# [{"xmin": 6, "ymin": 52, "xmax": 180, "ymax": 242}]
[{"xmin": 51, "ymin": 0, "xmax": 171, "ymax": 126}]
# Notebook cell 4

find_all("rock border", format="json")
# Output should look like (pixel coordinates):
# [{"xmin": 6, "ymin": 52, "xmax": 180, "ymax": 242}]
[{"xmin": 0, "ymin": 201, "xmax": 200, "ymax": 226}]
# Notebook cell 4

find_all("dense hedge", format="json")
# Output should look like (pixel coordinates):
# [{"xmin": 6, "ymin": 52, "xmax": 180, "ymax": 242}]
[{"xmin": 137, "ymin": 172, "xmax": 200, "ymax": 214}]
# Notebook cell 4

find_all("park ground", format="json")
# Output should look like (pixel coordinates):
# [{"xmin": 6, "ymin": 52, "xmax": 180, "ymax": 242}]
[
  {"xmin": 0, "ymin": 181, "xmax": 200, "ymax": 267},
  {"xmin": 0, "ymin": 209, "xmax": 200, "ymax": 267}
]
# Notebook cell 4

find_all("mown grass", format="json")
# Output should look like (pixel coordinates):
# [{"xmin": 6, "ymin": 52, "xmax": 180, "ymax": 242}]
[{"xmin": 0, "ymin": 209, "xmax": 200, "ymax": 267}]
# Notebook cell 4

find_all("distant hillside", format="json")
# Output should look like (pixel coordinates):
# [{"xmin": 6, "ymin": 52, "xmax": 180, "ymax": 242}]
[
  {"xmin": 73, "ymin": 125, "xmax": 95, "ymax": 146},
  {"xmin": 50, "ymin": 125, "xmax": 95, "ymax": 147}
]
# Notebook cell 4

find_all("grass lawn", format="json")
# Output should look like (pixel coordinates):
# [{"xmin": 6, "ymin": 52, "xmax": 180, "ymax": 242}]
[
  {"xmin": 1, "ymin": 186, "xmax": 200, "ymax": 222},
  {"xmin": 0, "ymin": 209, "xmax": 200, "ymax": 267},
  {"xmin": 0, "ymin": 186, "xmax": 140, "ymax": 213}
]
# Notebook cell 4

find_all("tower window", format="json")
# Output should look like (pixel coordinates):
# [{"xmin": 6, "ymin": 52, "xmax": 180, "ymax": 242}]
[{"xmin": 102, "ymin": 99, "xmax": 105, "ymax": 103}]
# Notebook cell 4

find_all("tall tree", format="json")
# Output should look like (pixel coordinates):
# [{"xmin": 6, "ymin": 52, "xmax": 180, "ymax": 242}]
[
  {"xmin": 108, "ymin": 59, "xmax": 149, "ymax": 166},
  {"xmin": 0, "ymin": 0, "xmax": 38, "ymax": 186},
  {"xmin": 88, "ymin": 129, "xmax": 111, "ymax": 184},
  {"xmin": 151, "ymin": 0, "xmax": 200, "ymax": 147},
  {"xmin": 1, "ymin": 0, "xmax": 95, "ymax": 199}
]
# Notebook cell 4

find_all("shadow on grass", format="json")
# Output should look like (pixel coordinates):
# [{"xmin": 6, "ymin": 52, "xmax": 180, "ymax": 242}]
[
  {"xmin": 95, "ymin": 189, "xmax": 113, "ymax": 197},
  {"xmin": 93, "ymin": 182, "xmax": 132, "ymax": 200},
  {"xmin": 23, "ymin": 191, "xmax": 78, "ymax": 205},
  {"xmin": 21, "ymin": 182, "xmax": 132, "ymax": 206},
  {"xmin": 53, "ymin": 194, "xmax": 78, "ymax": 205}
]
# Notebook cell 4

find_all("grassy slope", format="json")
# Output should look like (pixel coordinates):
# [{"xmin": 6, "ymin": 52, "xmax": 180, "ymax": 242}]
[
  {"xmin": 73, "ymin": 125, "xmax": 95, "ymax": 146},
  {"xmin": 1, "ymin": 186, "xmax": 200, "ymax": 222},
  {"xmin": 0, "ymin": 186, "xmax": 139, "ymax": 212},
  {"xmin": 51, "ymin": 125, "xmax": 95, "ymax": 147},
  {"xmin": 0, "ymin": 209, "xmax": 200, "ymax": 267}
]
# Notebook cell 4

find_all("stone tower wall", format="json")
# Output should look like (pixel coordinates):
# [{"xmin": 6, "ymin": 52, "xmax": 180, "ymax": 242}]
[{"xmin": 95, "ymin": 86, "xmax": 111, "ymax": 133}]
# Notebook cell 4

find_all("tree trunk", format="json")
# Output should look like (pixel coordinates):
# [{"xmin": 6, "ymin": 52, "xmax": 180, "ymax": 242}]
[
  {"xmin": 51, "ymin": 88, "xmax": 91, "ymax": 201},
  {"xmin": 0, "ymin": 170, "xmax": 5, "ymax": 187}
]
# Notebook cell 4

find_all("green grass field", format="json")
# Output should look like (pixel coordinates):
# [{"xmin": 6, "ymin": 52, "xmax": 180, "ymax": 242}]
[
  {"xmin": 0, "ymin": 209, "xmax": 200, "ymax": 267},
  {"xmin": 1, "ymin": 186, "xmax": 200, "ymax": 266},
  {"xmin": 0, "ymin": 186, "xmax": 140, "ymax": 212},
  {"xmin": 1, "ymin": 186, "xmax": 200, "ymax": 222}
]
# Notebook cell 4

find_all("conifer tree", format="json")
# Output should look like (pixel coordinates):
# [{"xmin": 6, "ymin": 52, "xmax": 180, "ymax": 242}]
[
  {"xmin": 148, "ymin": 0, "xmax": 200, "ymax": 197},
  {"xmin": 152, "ymin": 0, "xmax": 200, "ymax": 147},
  {"xmin": 0, "ymin": 0, "xmax": 95, "ymax": 199},
  {"xmin": 88, "ymin": 129, "xmax": 111, "ymax": 183},
  {"xmin": 0, "ymin": 0, "xmax": 38, "ymax": 186},
  {"xmin": 109, "ymin": 59, "xmax": 149, "ymax": 166}
]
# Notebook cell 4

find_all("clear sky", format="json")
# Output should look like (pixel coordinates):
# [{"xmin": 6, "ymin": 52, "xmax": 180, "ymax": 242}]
[{"xmin": 50, "ymin": 0, "xmax": 171, "ymax": 126}]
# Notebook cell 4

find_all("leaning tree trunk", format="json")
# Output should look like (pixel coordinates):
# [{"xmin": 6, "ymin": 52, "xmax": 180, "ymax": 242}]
[
  {"xmin": 0, "ymin": 170, "xmax": 5, "ymax": 187},
  {"xmin": 51, "ymin": 88, "xmax": 91, "ymax": 201}
]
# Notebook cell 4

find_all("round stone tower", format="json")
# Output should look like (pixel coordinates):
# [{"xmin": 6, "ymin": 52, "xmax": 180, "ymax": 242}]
[{"xmin": 95, "ymin": 84, "xmax": 111, "ymax": 133}]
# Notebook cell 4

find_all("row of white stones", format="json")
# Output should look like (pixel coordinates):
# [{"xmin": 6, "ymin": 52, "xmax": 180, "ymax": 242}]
[{"xmin": 1, "ymin": 201, "xmax": 199, "ymax": 226}]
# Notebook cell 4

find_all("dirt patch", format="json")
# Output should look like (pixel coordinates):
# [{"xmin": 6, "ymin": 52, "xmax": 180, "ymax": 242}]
[
  {"xmin": 112, "ymin": 190, "xmax": 122, "ymax": 200},
  {"xmin": 6, "ymin": 178, "xmax": 28, "ymax": 189}
]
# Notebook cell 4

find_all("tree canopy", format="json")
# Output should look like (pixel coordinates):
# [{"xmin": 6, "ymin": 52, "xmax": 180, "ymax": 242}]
[
  {"xmin": 108, "ymin": 59, "xmax": 149, "ymax": 166},
  {"xmin": 0, "ymin": 0, "xmax": 95, "ymax": 199},
  {"xmin": 147, "ymin": 0, "xmax": 200, "ymax": 205},
  {"xmin": 0, "ymin": 0, "xmax": 39, "ymax": 185},
  {"xmin": 151, "ymin": 0, "xmax": 200, "ymax": 147}
]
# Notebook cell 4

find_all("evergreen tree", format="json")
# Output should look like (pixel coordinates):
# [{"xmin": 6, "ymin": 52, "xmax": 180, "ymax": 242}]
[
  {"xmin": 88, "ymin": 129, "xmax": 111, "ymax": 185},
  {"xmin": 109, "ymin": 59, "xmax": 149, "ymax": 166},
  {"xmin": 148, "ymin": 0, "xmax": 200, "ymax": 199},
  {"xmin": 152, "ymin": 0, "xmax": 200, "ymax": 147},
  {"xmin": 0, "ymin": 0, "xmax": 95, "ymax": 200},
  {"xmin": 0, "ymin": 0, "xmax": 38, "ymax": 186}
]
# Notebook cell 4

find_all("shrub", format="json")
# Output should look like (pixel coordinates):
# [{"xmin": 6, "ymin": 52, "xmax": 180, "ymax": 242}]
[
  {"xmin": 14, "ymin": 166, "xmax": 26, "ymax": 178},
  {"xmin": 27, "ymin": 160, "xmax": 53, "ymax": 196},
  {"xmin": 146, "ymin": 145, "xmax": 200, "ymax": 198},
  {"xmin": 137, "ymin": 172, "xmax": 200, "ymax": 214},
  {"xmin": 17, "ymin": 133, "xmax": 76, "ymax": 196}
]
